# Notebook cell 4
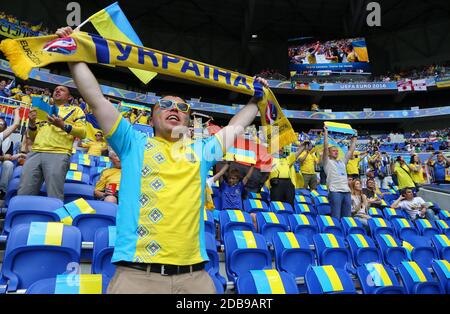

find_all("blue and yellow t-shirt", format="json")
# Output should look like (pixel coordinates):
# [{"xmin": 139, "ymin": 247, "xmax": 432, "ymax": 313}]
[{"xmin": 107, "ymin": 116, "xmax": 224, "ymax": 265}]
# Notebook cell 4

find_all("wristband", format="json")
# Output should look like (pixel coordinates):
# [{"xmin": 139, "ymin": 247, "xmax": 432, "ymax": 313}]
[
  {"xmin": 64, "ymin": 124, "xmax": 73, "ymax": 134},
  {"xmin": 28, "ymin": 125, "xmax": 37, "ymax": 131}
]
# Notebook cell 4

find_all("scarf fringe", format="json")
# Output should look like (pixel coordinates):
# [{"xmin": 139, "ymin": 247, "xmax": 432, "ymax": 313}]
[{"xmin": 0, "ymin": 39, "xmax": 33, "ymax": 80}]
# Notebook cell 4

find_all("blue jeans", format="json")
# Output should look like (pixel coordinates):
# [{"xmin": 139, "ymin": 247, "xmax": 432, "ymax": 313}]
[{"xmin": 329, "ymin": 191, "xmax": 352, "ymax": 219}]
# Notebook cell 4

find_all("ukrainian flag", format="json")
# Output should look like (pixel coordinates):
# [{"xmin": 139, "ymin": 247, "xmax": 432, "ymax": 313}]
[
  {"xmin": 226, "ymin": 147, "xmax": 257, "ymax": 165},
  {"xmin": 31, "ymin": 96, "xmax": 59, "ymax": 121},
  {"xmin": 352, "ymin": 39, "xmax": 369, "ymax": 62},
  {"xmin": 324, "ymin": 121, "xmax": 356, "ymax": 135},
  {"xmin": 88, "ymin": 2, "xmax": 157, "ymax": 84}
]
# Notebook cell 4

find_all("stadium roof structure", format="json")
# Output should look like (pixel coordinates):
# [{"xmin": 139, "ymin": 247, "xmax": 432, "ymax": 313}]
[{"xmin": 2, "ymin": 0, "xmax": 450, "ymax": 75}]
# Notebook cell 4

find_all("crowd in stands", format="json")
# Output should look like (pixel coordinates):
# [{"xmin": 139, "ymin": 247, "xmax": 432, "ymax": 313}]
[{"xmin": 0, "ymin": 11, "xmax": 50, "ymax": 35}]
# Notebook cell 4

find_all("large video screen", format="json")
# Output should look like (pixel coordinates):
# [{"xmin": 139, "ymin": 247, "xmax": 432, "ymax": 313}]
[{"xmin": 288, "ymin": 37, "xmax": 370, "ymax": 76}]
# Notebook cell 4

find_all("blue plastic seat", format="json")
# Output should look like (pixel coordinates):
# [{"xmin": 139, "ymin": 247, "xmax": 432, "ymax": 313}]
[
  {"xmin": 219, "ymin": 210, "xmax": 255, "ymax": 242},
  {"xmin": 295, "ymin": 194, "xmax": 313, "ymax": 206},
  {"xmin": 236, "ymin": 270, "xmax": 298, "ymax": 294},
  {"xmin": 435, "ymin": 220, "xmax": 450, "ymax": 236},
  {"xmin": 71, "ymin": 200, "xmax": 117, "ymax": 244},
  {"xmin": 431, "ymin": 260, "xmax": 450, "ymax": 294},
  {"xmin": 368, "ymin": 207, "xmax": 384, "ymax": 218},
  {"xmin": 247, "ymin": 192, "xmax": 269, "ymax": 202},
  {"xmin": 439, "ymin": 210, "xmax": 450, "ymax": 222},
  {"xmin": 0, "ymin": 222, "xmax": 81, "ymax": 292},
  {"xmin": 5, "ymin": 177, "xmax": 21, "ymax": 207},
  {"xmin": 204, "ymin": 209, "xmax": 215, "ymax": 236},
  {"xmin": 287, "ymin": 214, "xmax": 318, "ymax": 245},
  {"xmin": 224, "ymin": 230, "xmax": 271, "ymax": 283},
  {"xmin": 415, "ymin": 219, "xmax": 439, "ymax": 239},
  {"xmin": 313, "ymin": 196, "xmax": 331, "ymax": 215},
  {"xmin": 317, "ymin": 185, "xmax": 328, "ymax": 193},
  {"xmin": 383, "ymin": 194, "xmax": 398, "ymax": 207},
  {"xmin": 398, "ymin": 261, "xmax": 443, "ymax": 294},
  {"xmin": 401, "ymin": 235, "xmax": 439, "ymax": 268},
  {"xmin": 305, "ymin": 265, "xmax": 356, "ymax": 294},
  {"xmin": 204, "ymin": 232, "xmax": 226, "ymax": 293},
  {"xmin": 269, "ymin": 201, "xmax": 294, "ymax": 220},
  {"xmin": 3, "ymin": 196, "xmax": 64, "ymax": 236},
  {"xmin": 243, "ymin": 199, "xmax": 269, "ymax": 213},
  {"xmin": 295, "ymin": 189, "xmax": 311, "ymax": 197},
  {"xmin": 316, "ymin": 215, "xmax": 343, "ymax": 238},
  {"xmin": 92, "ymin": 226, "xmax": 116, "ymax": 281},
  {"xmin": 383, "ymin": 207, "xmax": 408, "ymax": 221},
  {"xmin": 368, "ymin": 217, "xmax": 394, "ymax": 238},
  {"xmin": 61, "ymin": 183, "xmax": 96, "ymax": 204},
  {"xmin": 431, "ymin": 234, "xmax": 450, "ymax": 261},
  {"xmin": 313, "ymin": 233, "xmax": 354, "ymax": 274},
  {"xmin": 341, "ymin": 217, "xmax": 366, "ymax": 236},
  {"xmin": 357, "ymin": 263, "xmax": 405, "ymax": 294},
  {"xmin": 391, "ymin": 218, "xmax": 419, "ymax": 240},
  {"xmin": 375, "ymin": 234, "xmax": 409, "ymax": 270},
  {"xmin": 255, "ymin": 212, "xmax": 289, "ymax": 246},
  {"xmin": 65, "ymin": 171, "xmax": 90, "ymax": 185},
  {"xmin": 294, "ymin": 203, "xmax": 317, "ymax": 218},
  {"xmin": 273, "ymin": 232, "xmax": 315, "ymax": 279},
  {"xmin": 311, "ymin": 189, "xmax": 327, "ymax": 198},
  {"xmin": 347, "ymin": 234, "xmax": 382, "ymax": 267},
  {"xmin": 26, "ymin": 274, "xmax": 107, "ymax": 294}
]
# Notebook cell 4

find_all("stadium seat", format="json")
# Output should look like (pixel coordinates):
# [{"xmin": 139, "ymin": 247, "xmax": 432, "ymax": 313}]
[
  {"xmin": 0, "ymin": 222, "xmax": 81, "ymax": 292},
  {"xmin": 401, "ymin": 235, "xmax": 439, "ymax": 268},
  {"xmin": 438, "ymin": 210, "xmax": 450, "ymax": 222},
  {"xmin": 431, "ymin": 260, "xmax": 450, "ymax": 294},
  {"xmin": 204, "ymin": 232, "xmax": 226, "ymax": 293},
  {"xmin": 61, "ymin": 183, "xmax": 96, "ymax": 204},
  {"xmin": 391, "ymin": 218, "xmax": 419, "ymax": 240},
  {"xmin": 26, "ymin": 274, "xmax": 107, "ymax": 294},
  {"xmin": 305, "ymin": 265, "xmax": 356, "ymax": 294},
  {"xmin": 255, "ymin": 212, "xmax": 289, "ymax": 246},
  {"xmin": 383, "ymin": 207, "xmax": 408, "ymax": 221},
  {"xmin": 12, "ymin": 166, "xmax": 22, "ymax": 179},
  {"xmin": 340, "ymin": 217, "xmax": 367, "ymax": 236},
  {"xmin": 357, "ymin": 263, "xmax": 405, "ymax": 294},
  {"xmin": 368, "ymin": 217, "xmax": 395, "ymax": 238},
  {"xmin": 368, "ymin": 207, "xmax": 384, "ymax": 218},
  {"xmin": 382, "ymin": 194, "xmax": 398, "ymax": 207},
  {"xmin": 92, "ymin": 226, "xmax": 116, "ymax": 281},
  {"xmin": 273, "ymin": 232, "xmax": 315, "ymax": 280},
  {"xmin": 435, "ymin": 220, "xmax": 450, "ymax": 236},
  {"xmin": 431, "ymin": 234, "xmax": 450, "ymax": 261},
  {"xmin": 347, "ymin": 234, "xmax": 382, "ymax": 267},
  {"xmin": 313, "ymin": 233, "xmax": 354, "ymax": 274},
  {"xmin": 294, "ymin": 203, "xmax": 317, "ymax": 218},
  {"xmin": 204, "ymin": 209, "xmax": 215, "ymax": 236},
  {"xmin": 3, "ymin": 196, "xmax": 64, "ymax": 235},
  {"xmin": 71, "ymin": 200, "xmax": 117, "ymax": 244},
  {"xmin": 219, "ymin": 210, "xmax": 255, "ymax": 242},
  {"xmin": 317, "ymin": 185, "xmax": 328, "ymax": 194},
  {"xmin": 89, "ymin": 166, "xmax": 107, "ymax": 186},
  {"xmin": 312, "ymin": 196, "xmax": 331, "ymax": 215},
  {"xmin": 269, "ymin": 201, "xmax": 294, "ymax": 220},
  {"xmin": 295, "ymin": 194, "xmax": 313, "ymax": 206},
  {"xmin": 236, "ymin": 270, "xmax": 298, "ymax": 294},
  {"xmin": 295, "ymin": 189, "xmax": 311, "ymax": 197},
  {"xmin": 316, "ymin": 215, "xmax": 343, "ymax": 238},
  {"xmin": 397, "ymin": 261, "xmax": 443, "ymax": 294},
  {"xmin": 375, "ymin": 234, "xmax": 409, "ymax": 270},
  {"xmin": 415, "ymin": 219, "xmax": 439, "ymax": 239},
  {"xmin": 287, "ymin": 214, "xmax": 318, "ymax": 245},
  {"xmin": 224, "ymin": 230, "xmax": 271, "ymax": 283},
  {"xmin": 243, "ymin": 199, "xmax": 269, "ymax": 213},
  {"xmin": 5, "ymin": 177, "xmax": 21, "ymax": 207},
  {"xmin": 247, "ymin": 192, "xmax": 269, "ymax": 202}
]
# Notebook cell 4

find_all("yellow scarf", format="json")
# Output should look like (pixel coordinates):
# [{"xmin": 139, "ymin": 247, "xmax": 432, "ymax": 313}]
[{"xmin": 0, "ymin": 32, "xmax": 296, "ymax": 152}]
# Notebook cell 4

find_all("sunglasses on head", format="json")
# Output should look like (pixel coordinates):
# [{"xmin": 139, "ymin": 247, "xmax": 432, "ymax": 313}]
[{"xmin": 157, "ymin": 99, "xmax": 190, "ymax": 113}]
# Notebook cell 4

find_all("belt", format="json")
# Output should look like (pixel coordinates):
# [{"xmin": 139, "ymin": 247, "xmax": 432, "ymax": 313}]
[{"xmin": 114, "ymin": 261, "xmax": 205, "ymax": 276}]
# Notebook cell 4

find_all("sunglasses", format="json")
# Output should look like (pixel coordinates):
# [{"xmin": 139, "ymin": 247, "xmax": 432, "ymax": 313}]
[{"xmin": 157, "ymin": 99, "xmax": 190, "ymax": 113}]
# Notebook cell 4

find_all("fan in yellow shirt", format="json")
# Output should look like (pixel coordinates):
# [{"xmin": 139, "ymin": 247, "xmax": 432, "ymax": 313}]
[
  {"xmin": 94, "ymin": 150, "xmax": 121, "ymax": 204},
  {"xmin": 79, "ymin": 131, "xmax": 108, "ymax": 156},
  {"xmin": 408, "ymin": 154, "xmax": 426, "ymax": 185},
  {"xmin": 393, "ymin": 157, "xmax": 416, "ymax": 190},
  {"xmin": 298, "ymin": 142, "xmax": 319, "ymax": 190},
  {"xmin": 18, "ymin": 85, "xmax": 86, "ymax": 201}
]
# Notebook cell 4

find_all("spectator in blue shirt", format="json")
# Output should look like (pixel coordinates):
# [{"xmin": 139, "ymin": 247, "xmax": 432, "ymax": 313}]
[{"xmin": 427, "ymin": 152, "xmax": 450, "ymax": 184}]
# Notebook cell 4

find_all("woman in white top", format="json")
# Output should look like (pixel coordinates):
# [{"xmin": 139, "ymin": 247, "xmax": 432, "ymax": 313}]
[{"xmin": 350, "ymin": 179, "xmax": 371, "ymax": 228}]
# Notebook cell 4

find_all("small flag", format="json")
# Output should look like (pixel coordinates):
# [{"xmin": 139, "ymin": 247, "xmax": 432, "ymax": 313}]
[
  {"xmin": 64, "ymin": 198, "xmax": 96, "ymax": 219},
  {"xmin": 66, "ymin": 171, "xmax": 83, "ymax": 182},
  {"xmin": 324, "ymin": 121, "xmax": 356, "ymax": 135},
  {"xmin": 31, "ymin": 96, "xmax": 59, "ymax": 121}
]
